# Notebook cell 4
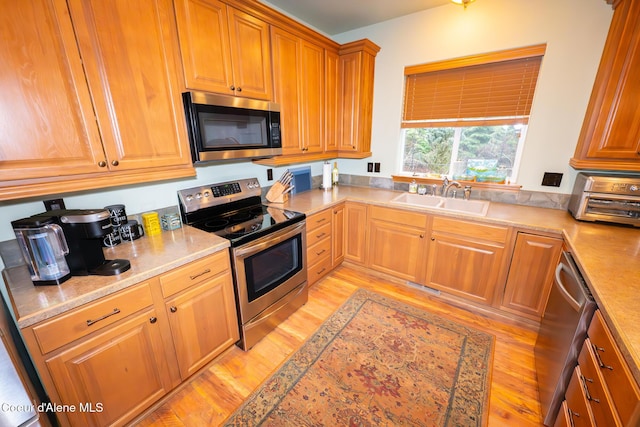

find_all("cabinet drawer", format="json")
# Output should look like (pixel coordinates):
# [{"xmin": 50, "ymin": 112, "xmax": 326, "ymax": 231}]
[
  {"xmin": 307, "ymin": 237, "xmax": 332, "ymax": 267},
  {"xmin": 579, "ymin": 339, "xmax": 620, "ymax": 426},
  {"xmin": 160, "ymin": 251, "xmax": 230, "ymax": 298},
  {"xmin": 370, "ymin": 206, "xmax": 427, "ymax": 228},
  {"xmin": 588, "ymin": 310, "xmax": 640, "ymax": 425},
  {"xmin": 307, "ymin": 253, "xmax": 332, "ymax": 285},
  {"xmin": 307, "ymin": 208, "xmax": 332, "ymax": 231},
  {"xmin": 432, "ymin": 216, "xmax": 509, "ymax": 243},
  {"xmin": 307, "ymin": 221, "xmax": 331, "ymax": 247},
  {"xmin": 33, "ymin": 283, "xmax": 153, "ymax": 354},
  {"xmin": 565, "ymin": 365, "xmax": 596, "ymax": 427}
]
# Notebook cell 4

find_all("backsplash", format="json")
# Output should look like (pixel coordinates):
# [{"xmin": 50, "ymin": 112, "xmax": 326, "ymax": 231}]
[{"xmin": 332, "ymin": 174, "xmax": 571, "ymax": 210}]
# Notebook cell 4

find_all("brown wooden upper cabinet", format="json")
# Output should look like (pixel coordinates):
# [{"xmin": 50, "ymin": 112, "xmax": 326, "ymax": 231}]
[
  {"xmin": 0, "ymin": 0, "xmax": 194, "ymax": 201},
  {"xmin": 571, "ymin": 0, "xmax": 640, "ymax": 171},
  {"xmin": 271, "ymin": 27, "xmax": 325, "ymax": 157},
  {"xmin": 338, "ymin": 40, "xmax": 380, "ymax": 158},
  {"xmin": 174, "ymin": 0, "xmax": 273, "ymax": 100}
]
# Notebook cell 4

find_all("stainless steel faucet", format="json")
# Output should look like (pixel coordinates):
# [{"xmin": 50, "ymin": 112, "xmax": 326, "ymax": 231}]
[
  {"xmin": 441, "ymin": 177, "xmax": 449, "ymax": 195},
  {"xmin": 463, "ymin": 185, "xmax": 472, "ymax": 200},
  {"xmin": 443, "ymin": 181, "xmax": 462, "ymax": 198}
]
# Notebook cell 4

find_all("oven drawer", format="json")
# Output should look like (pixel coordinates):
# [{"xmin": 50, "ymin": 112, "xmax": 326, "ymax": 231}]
[
  {"xmin": 160, "ymin": 251, "xmax": 230, "ymax": 298},
  {"xmin": 32, "ymin": 283, "xmax": 153, "ymax": 354}
]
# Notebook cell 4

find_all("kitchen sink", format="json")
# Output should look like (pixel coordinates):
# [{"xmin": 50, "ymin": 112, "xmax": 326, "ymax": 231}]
[
  {"xmin": 389, "ymin": 193, "xmax": 490, "ymax": 216},
  {"xmin": 389, "ymin": 192, "xmax": 444, "ymax": 208},
  {"xmin": 439, "ymin": 197, "xmax": 490, "ymax": 216}
]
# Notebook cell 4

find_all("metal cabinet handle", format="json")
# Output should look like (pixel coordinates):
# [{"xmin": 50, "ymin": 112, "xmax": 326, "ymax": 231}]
[
  {"xmin": 98, "ymin": 161, "xmax": 107, "ymax": 167},
  {"xmin": 316, "ymin": 249, "xmax": 326, "ymax": 256},
  {"xmin": 189, "ymin": 268, "xmax": 211, "ymax": 280},
  {"xmin": 591, "ymin": 343, "xmax": 614, "ymax": 370},
  {"xmin": 170, "ymin": 306, "xmax": 177, "ymax": 313},
  {"xmin": 236, "ymin": 87, "xmax": 242, "ymax": 92},
  {"xmin": 111, "ymin": 160, "xmax": 119, "ymax": 166},
  {"xmin": 230, "ymin": 85, "xmax": 235, "ymax": 91},
  {"xmin": 316, "ymin": 267, "xmax": 326, "ymax": 275},
  {"xmin": 149, "ymin": 317, "xmax": 157, "ymax": 324},
  {"xmin": 568, "ymin": 408, "xmax": 579, "ymax": 427},
  {"xmin": 87, "ymin": 308, "xmax": 120, "ymax": 326},
  {"xmin": 316, "ymin": 232, "xmax": 327, "ymax": 239},
  {"xmin": 579, "ymin": 374, "xmax": 599, "ymax": 403}
]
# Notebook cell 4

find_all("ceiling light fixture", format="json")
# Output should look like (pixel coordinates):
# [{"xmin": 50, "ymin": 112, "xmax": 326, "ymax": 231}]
[{"xmin": 451, "ymin": 0, "xmax": 476, "ymax": 9}]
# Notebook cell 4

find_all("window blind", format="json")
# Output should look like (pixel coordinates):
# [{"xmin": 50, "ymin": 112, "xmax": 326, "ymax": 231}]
[{"xmin": 403, "ymin": 45, "xmax": 546, "ymax": 128}]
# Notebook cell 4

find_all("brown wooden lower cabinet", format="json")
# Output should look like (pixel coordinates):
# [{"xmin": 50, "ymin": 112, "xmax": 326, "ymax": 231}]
[
  {"xmin": 500, "ymin": 232, "xmax": 563, "ymax": 320},
  {"xmin": 562, "ymin": 366, "xmax": 596, "ymax": 427},
  {"xmin": 45, "ymin": 305, "xmax": 172, "ymax": 427},
  {"xmin": 306, "ymin": 203, "xmax": 347, "ymax": 286},
  {"xmin": 426, "ymin": 216, "xmax": 510, "ymax": 306},
  {"xmin": 22, "ymin": 251, "xmax": 239, "ymax": 427},
  {"xmin": 368, "ymin": 206, "xmax": 428, "ymax": 282},
  {"xmin": 343, "ymin": 202, "xmax": 368, "ymax": 265}
]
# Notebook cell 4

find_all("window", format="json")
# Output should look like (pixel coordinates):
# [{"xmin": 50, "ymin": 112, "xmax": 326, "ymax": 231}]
[{"xmin": 401, "ymin": 45, "xmax": 545, "ymax": 183}]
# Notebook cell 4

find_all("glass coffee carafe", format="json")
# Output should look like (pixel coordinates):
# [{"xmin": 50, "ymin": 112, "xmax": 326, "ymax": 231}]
[{"xmin": 11, "ymin": 216, "xmax": 72, "ymax": 286}]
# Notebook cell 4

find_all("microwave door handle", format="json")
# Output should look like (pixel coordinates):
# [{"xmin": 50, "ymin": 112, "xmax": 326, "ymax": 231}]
[{"xmin": 554, "ymin": 263, "xmax": 581, "ymax": 312}]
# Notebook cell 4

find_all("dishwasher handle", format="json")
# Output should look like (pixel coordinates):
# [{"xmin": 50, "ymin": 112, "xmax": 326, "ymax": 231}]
[{"xmin": 554, "ymin": 262, "xmax": 581, "ymax": 312}]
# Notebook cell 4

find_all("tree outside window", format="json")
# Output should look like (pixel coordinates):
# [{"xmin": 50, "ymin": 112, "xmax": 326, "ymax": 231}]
[{"xmin": 402, "ymin": 125, "xmax": 525, "ymax": 183}]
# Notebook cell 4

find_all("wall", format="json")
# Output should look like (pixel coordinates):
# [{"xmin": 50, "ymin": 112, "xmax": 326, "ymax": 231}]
[
  {"xmin": 0, "ymin": 0, "xmax": 613, "ymax": 260},
  {"xmin": 331, "ymin": 0, "xmax": 613, "ymax": 192}
]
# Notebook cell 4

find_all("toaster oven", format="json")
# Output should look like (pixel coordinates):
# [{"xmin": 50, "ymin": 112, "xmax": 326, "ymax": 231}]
[{"xmin": 568, "ymin": 173, "xmax": 640, "ymax": 227}]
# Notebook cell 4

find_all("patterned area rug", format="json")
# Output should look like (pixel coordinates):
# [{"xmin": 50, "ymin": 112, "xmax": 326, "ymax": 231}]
[{"xmin": 223, "ymin": 289, "xmax": 494, "ymax": 426}]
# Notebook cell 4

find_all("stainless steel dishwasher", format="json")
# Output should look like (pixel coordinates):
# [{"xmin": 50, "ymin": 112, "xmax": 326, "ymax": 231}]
[{"xmin": 534, "ymin": 250, "xmax": 596, "ymax": 426}]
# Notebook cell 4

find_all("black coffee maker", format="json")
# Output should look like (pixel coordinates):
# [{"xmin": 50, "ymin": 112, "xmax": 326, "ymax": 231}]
[{"xmin": 34, "ymin": 209, "xmax": 131, "ymax": 276}]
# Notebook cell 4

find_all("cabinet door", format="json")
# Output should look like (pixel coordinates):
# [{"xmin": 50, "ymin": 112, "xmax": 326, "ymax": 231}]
[
  {"xmin": 300, "ymin": 40, "xmax": 325, "ymax": 154},
  {"xmin": 332, "ymin": 204, "xmax": 345, "ymax": 267},
  {"xmin": 426, "ymin": 233, "xmax": 505, "ymax": 305},
  {"xmin": 227, "ymin": 6, "xmax": 273, "ymax": 100},
  {"xmin": 338, "ymin": 51, "xmax": 361, "ymax": 154},
  {"xmin": 369, "ymin": 219, "xmax": 427, "ymax": 282},
  {"xmin": 571, "ymin": 0, "xmax": 640, "ymax": 169},
  {"xmin": 325, "ymin": 49, "xmax": 340, "ymax": 153},
  {"xmin": 46, "ymin": 308, "xmax": 172, "ymax": 427},
  {"xmin": 174, "ymin": 0, "xmax": 234, "ymax": 95},
  {"xmin": 344, "ymin": 202, "xmax": 368, "ymax": 265},
  {"xmin": 501, "ymin": 232, "xmax": 562, "ymax": 319},
  {"xmin": 165, "ymin": 273, "xmax": 239, "ymax": 380},
  {"xmin": 0, "ymin": 0, "xmax": 105, "ymax": 182},
  {"xmin": 271, "ymin": 27, "xmax": 301, "ymax": 155},
  {"xmin": 67, "ymin": 0, "xmax": 191, "ymax": 171}
]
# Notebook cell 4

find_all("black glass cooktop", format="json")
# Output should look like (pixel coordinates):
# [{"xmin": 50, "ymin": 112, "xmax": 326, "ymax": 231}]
[{"xmin": 187, "ymin": 203, "xmax": 304, "ymax": 246}]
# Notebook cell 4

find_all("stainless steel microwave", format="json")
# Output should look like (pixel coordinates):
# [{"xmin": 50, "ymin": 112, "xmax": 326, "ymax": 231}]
[{"xmin": 182, "ymin": 91, "xmax": 282, "ymax": 162}]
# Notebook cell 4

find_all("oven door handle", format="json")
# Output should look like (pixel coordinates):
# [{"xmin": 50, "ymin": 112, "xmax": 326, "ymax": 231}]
[{"xmin": 233, "ymin": 220, "xmax": 306, "ymax": 259}]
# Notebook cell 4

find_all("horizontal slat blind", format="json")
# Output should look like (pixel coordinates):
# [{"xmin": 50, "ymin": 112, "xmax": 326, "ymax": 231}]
[{"xmin": 403, "ymin": 46, "xmax": 545, "ymax": 128}]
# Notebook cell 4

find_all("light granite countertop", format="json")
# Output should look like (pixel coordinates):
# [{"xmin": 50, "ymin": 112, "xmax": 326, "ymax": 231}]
[
  {"xmin": 3, "ymin": 185, "xmax": 639, "ymax": 384},
  {"xmin": 3, "ymin": 226, "xmax": 229, "ymax": 328},
  {"xmin": 274, "ymin": 186, "xmax": 640, "ymax": 384}
]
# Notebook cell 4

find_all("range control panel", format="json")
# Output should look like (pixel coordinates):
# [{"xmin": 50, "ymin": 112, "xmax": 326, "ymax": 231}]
[{"xmin": 177, "ymin": 178, "xmax": 261, "ymax": 213}]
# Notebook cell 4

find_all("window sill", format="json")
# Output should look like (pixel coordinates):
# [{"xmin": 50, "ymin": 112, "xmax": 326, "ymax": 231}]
[{"xmin": 391, "ymin": 175, "xmax": 522, "ymax": 192}]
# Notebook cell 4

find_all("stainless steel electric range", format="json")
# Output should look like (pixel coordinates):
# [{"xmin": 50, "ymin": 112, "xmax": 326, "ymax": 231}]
[{"xmin": 178, "ymin": 178, "xmax": 307, "ymax": 350}]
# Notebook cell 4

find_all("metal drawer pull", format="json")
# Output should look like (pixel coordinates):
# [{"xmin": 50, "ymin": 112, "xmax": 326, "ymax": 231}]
[
  {"xmin": 591, "ymin": 343, "xmax": 614, "ymax": 370},
  {"xmin": 190, "ymin": 268, "xmax": 211, "ymax": 280},
  {"xmin": 579, "ymin": 374, "xmax": 599, "ymax": 403},
  {"xmin": 170, "ymin": 306, "xmax": 178, "ymax": 313},
  {"xmin": 316, "ymin": 232, "xmax": 327, "ymax": 239},
  {"xmin": 316, "ymin": 267, "xmax": 326, "ymax": 275},
  {"xmin": 316, "ymin": 249, "xmax": 326, "ymax": 256},
  {"xmin": 316, "ymin": 218, "xmax": 327, "ymax": 224},
  {"xmin": 87, "ymin": 308, "xmax": 121, "ymax": 326}
]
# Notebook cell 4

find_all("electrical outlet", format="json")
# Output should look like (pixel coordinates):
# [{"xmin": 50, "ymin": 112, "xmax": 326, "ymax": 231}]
[
  {"xmin": 367, "ymin": 163, "xmax": 373, "ymax": 172},
  {"xmin": 44, "ymin": 198, "xmax": 65, "ymax": 211},
  {"xmin": 541, "ymin": 172, "xmax": 563, "ymax": 187},
  {"xmin": 374, "ymin": 162, "xmax": 381, "ymax": 173},
  {"xmin": 267, "ymin": 168, "xmax": 273, "ymax": 181}
]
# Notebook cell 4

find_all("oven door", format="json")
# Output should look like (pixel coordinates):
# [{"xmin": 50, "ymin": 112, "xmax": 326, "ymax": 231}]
[{"xmin": 231, "ymin": 220, "xmax": 307, "ymax": 324}]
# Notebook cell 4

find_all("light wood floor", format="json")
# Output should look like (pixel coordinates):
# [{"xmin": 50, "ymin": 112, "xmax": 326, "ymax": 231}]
[{"xmin": 134, "ymin": 264, "xmax": 543, "ymax": 426}]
